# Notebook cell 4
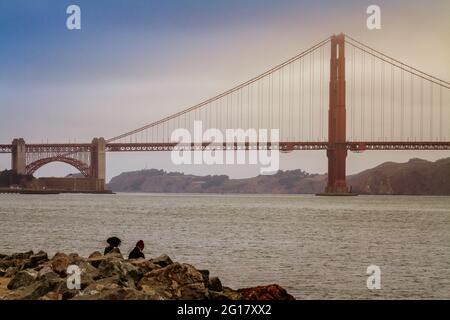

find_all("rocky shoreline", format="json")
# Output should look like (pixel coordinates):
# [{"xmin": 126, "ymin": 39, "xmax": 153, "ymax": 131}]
[{"xmin": 0, "ymin": 250, "xmax": 295, "ymax": 300}]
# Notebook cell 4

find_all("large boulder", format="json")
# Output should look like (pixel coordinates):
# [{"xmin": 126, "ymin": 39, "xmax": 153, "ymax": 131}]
[
  {"xmin": 19, "ymin": 251, "xmax": 49, "ymax": 270},
  {"xmin": 72, "ymin": 259, "xmax": 100, "ymax": 289},
  {"xmin": 208, "ymin": 277, "xmax": 223, "ymax": 292},
  {"xmin": 7, "ymin": 269, "xmax": 38, "ymax": 290},
  {"xmin": 87, "ymin": 251, "xmax": 102, "ymax": 260},
  {"xmin": 0, "ymin": 260, "xmax": 13, "ymax": 270},
  {"xmin": 137, "ymin": 262, "xmax": 208, "ymax": 300},
  {"xmin": 50, "ymin": 252, "xmax": 72, "ymax": 276},
  {"xmin": 8, "ymin": 251, "xmax": 34, "ymax": 260},
  {"xmin": 150, "ymin": 254, "xmax": 173, "ymax": 268},
  {"xmin": 97, "ymin": 257, "xmax": 142, "ymax": 288},
  {"xmin": 0, "ymin": 251, "xmax": 34, "ymax": 270},
  {"xmin": 237, "ymin": 284, "xmax": 295, "ymax": 300},
  {"xmin": 128, "ymin": 259, "xmax": 160, "ymax": 274},
  {"xmin": 14, "ymin": 272, "xmax": 64, "ymax": 300},
  {"xmin": 87, "ymin": 250, "xmax": 123, "ymax": 268},
  {"xmin": 4, "ymin": 267, "xmax": 18, "ymax": 278},
  {"xmin": 30, "ymin": 251, "xmax": 49, "ymax": 267},
  {"xmin": 221, "ymin": 287, "xmax": 243, "ymax": 300},
  {"xmin": 81, "ymin": 277, "xmax": 121, "ymax": 296},
  {"xmin": 199, "ymin": 269, "xmax": 210, "ymax": 287}
]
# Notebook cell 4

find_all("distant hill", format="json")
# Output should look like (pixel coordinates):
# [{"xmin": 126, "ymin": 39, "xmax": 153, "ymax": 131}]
[
  {"xmin": 107, "ymin": 158, "xmax": 450, "ymax": 195},
  {"xmin": 347, "ymin": 158, "xmax": 450, "ymax": 195},
  {"xmin": 107, "ymin": 169, "xmax": 325, "ymax": 194}
]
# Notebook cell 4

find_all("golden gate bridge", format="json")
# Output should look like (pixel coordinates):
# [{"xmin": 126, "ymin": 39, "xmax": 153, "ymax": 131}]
[{"xmin": 1, "ymin": 34, "xmax": 449, "ymax": 194}]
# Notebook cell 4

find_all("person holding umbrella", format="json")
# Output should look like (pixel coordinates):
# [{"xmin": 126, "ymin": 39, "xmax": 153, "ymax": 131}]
[{"xmin": 104, "ymin": 236, "xmax": 122, "ymax": 255}]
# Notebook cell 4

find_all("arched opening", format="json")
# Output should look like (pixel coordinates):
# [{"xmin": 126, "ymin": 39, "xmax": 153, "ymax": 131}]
[{"xmin": 27, "ymin": 157, "xmax": 90, "ymax": 177}]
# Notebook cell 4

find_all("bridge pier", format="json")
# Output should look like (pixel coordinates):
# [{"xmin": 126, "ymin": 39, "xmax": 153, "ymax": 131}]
[
  {"xmin": 8, "ymin": 137, "xmax": 107, "ymax": 193},
  {"xmin": 90, "ymin": 137, "xmax": 106, "ymax": 191},
  {"xmin": 11, "ymin": 138, "xmax": 26, "ymax": 175},
  {"xmin": 324, "ymin": 34, "xmax": 349, "ymax": 194}
]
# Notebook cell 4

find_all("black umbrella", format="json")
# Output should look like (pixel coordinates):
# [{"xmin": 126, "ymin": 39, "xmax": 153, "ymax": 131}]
[{"xmin": 106, "ymin": 236, "xmax": 121, "ymax": 247}]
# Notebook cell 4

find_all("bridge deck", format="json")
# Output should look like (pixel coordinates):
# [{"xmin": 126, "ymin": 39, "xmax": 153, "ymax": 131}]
[
  {"xmin": 105, "ymin": 141, "xmax": 450, "ymax": 152},
  {"xmin": 1, "ymin": 142, "xmax": 450, "ymax": 154}
]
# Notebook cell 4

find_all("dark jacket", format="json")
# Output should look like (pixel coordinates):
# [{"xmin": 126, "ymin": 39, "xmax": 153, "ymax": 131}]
[
  {"xmin": 128, "ymin": 247, "xmax": 145, "ymax": 259},
  {"xmin": 104, "ymin": 246, "xmax": 120, "ymax": 255}
]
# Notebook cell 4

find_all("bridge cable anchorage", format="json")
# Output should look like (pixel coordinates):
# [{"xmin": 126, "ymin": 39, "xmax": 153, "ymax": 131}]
[{"xmin": 106, "ymin": 36, "xmax": 332, "ymax": 143}]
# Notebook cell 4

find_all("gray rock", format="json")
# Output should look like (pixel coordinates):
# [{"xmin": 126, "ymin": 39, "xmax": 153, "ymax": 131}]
[
  {"xmin": 87, "ymin": 251, "xmax": 102, "ymax": 260},
  {"xmin": 150, "ymin": 254, "xmax": 173, "ymax": 268},
  {"xmin": 138, "ymin": 262, "xmax": 208, "ymax": 300},
  {"xmin": 50, "ymin": 252, "xmax": 71, "ymax": 276},
  {"xmin": 15, "ymin": 272, "xmax": 64, "ymax": 300},
  {"xmin": 7, "ymin": 269, "xmax": 38, "ymax": 290},
  {"xmin": 0, "ymin": 259, "xmax": 16, "ymax": 269},
  {"xmin": 9, "ymin": 251, "xmax": 34, "ymax": 260},
  {"xmin": 208, "ymin": 290, "xmax": 230, "ymax": 300},
  {"xmin": 62, "ymin": 290, "xmax": 79, "ymax": 300},
  {"xmin": 199, "ymin": 269, "xmax": 210, "ymax": 287},
  {"xmin": 106, "ymin": 249, "xmax": 123, "ymax": 259},
  {"xmin": 87, "ymin": 250, "xmax": 122, "ymax": 268},
  {"xmin": 221, "ymin": 287, "xmax": 243, "ymax": 300},
  {"xmin": 37, "ymin": 264, "xmax": 54, "ymax": 278},
  {"xmin": 19, "ymin": 251, "xmax": 49, "ymax": 270},
  {"xmin": 208, "ymin": 276, "xmax": 223, "ymax": 292},
  {"xmin": 73, "ymin": 260, "xmax": 100, "ymax": 289},
  {"xmin": 97, "ymin": 257, "xmax": 142, "ymax": 287},
  {"xmin": 128, "ymin": 259, "xmax": 160, "ymax": 274},
  {"xmin": 4, "ymin": 266, "xmax": 18, "ymax": 278}
]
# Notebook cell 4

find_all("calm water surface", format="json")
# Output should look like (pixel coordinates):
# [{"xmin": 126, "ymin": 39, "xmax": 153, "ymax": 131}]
[{"xmin": 1, "ymin": 193, "xmax": 449, "ymax": 299}]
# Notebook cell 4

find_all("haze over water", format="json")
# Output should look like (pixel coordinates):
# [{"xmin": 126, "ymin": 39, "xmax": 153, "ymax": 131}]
[{"xmin": 1, "ymin": 193, "xmax": 449, "ymax": 299}]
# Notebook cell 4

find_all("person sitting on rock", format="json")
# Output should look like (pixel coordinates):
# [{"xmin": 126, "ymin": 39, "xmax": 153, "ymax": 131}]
[
  {"xmin": 104, "ymin": 236, "xmax": 121, "ymax": 255},
  {"xmin": 128, "ymin": 240, "xmax": 145, "ymax": 259}
]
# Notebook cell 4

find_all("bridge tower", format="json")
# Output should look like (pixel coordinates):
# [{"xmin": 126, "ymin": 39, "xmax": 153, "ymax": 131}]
[
  {"xmin": 326, "ymin": 34, "xmax": 349, "ymax": 194},
  {"xmin": 90, "ymin": 137, "xmax": 106, "ymax": 191},
  {"xmin": 11, "ymin": 138, "xmax": 26, "ymax": 175}
]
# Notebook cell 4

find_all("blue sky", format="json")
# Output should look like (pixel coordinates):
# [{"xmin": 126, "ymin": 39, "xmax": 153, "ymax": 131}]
[{"xmin": 0, "ymin": 0, "xmax": 449, "ymax": 180}]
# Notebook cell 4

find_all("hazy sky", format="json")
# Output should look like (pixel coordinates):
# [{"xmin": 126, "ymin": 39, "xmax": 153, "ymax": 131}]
[{"xmin": 0, "ymin": 0, "xmax": 449, "ymax": 181}]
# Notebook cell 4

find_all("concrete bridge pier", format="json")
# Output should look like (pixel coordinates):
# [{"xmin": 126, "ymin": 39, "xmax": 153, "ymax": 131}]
[
  {"xmin": 90, "ymin": 137, "xmax": 106, "ymax": 191},
  {"xmin": 11, "ymin": 138, "xmax": 26, "ymax": 175}
]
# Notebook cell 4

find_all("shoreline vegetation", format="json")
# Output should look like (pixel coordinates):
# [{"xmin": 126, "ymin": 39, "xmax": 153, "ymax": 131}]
[{"xmin": 0, "ymin": 250, "xmax": 295, "ymax": 300}]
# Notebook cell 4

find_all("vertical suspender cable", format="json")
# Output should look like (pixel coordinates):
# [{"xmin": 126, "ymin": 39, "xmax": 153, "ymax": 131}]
[
  {"xmin": 439, "ymin": 86, "xmax": 443, "ymax": 140},
  {"xmin": 310, "ymin": 52, "xmax": 313, "ymax": 141},
  {"xmin": 381, "ymin": 61, "xmax": 385, "ymax": 140},
  {"xmin": 391, "ymin": 64, "xmax": 394, "ymax": 140},
  {"xmin": 401, "ymin": 70, "xmax": 404, "ymax": 140},
  {"xmin": 361, "ymin": 51, "xmax": 365, "ymax": 140},
  {"xmin": 429, "ymin": 83, "xmax": 433, "ymax": 140},
  {"xmin": 420, "ymin": 79, "xmax": 424, "ymax": 140},
  {"xmin": 371, "ymin": 54, "xmax": 375, "ymax": 141}
]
